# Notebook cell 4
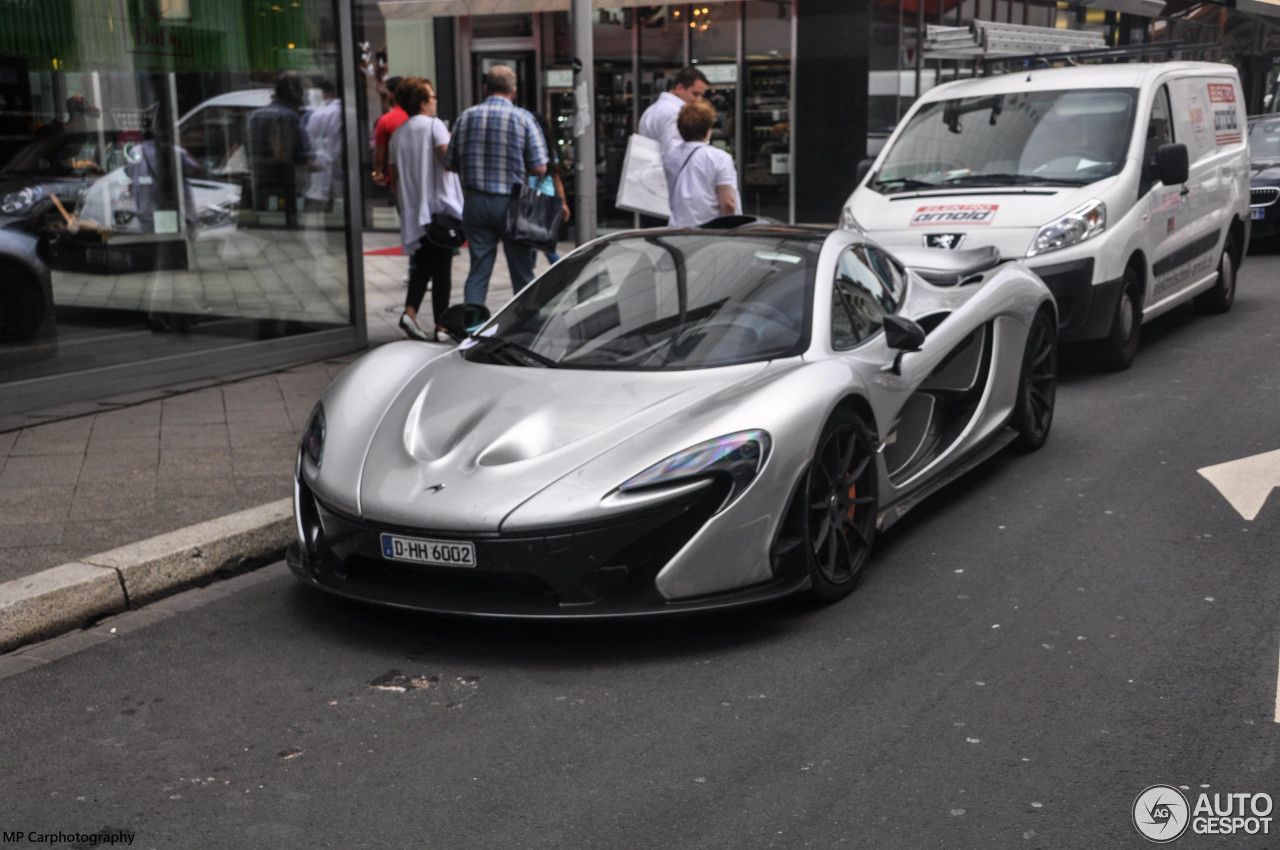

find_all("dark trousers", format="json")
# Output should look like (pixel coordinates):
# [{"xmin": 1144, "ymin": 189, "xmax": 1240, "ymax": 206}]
[{"xmin": 407, "ymin": 240, "xmax": 454, "ymax": 326}]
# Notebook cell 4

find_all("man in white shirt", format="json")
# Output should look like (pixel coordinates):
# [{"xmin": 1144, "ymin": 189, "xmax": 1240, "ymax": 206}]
[
  {"xmin": 637, "ymin": 67, "xmax": 709, "ymax": 153},
  {"xmin": 663, "ymin": 100, "xmax": 739, "ymax": 228}
]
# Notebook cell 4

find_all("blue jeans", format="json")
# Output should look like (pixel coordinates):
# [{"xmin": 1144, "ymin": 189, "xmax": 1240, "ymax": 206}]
[{"xmin": 461, "ymin": 189, "xmax": 537, "ymax": 306}]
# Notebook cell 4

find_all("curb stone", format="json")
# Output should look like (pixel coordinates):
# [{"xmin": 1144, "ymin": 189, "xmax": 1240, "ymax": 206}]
[{"xmin": 0, "ymin": 498, "xmax": 294, "ymax": 653}]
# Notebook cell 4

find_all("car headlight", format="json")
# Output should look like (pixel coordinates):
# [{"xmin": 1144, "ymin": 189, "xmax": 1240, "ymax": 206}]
[
  {"xmin": 839, "ymin": 204, "xmax": 864, "ymax": 233},
  {"xmin": 1, "ymin": 186, "xmax": 44, "ymax": 215},
  {"xmin": 1027, "ymin": 200, "xmax": 1106, "ymax": 257},
  {"xmin": 618, "ymin": 430, "xmax": 771, "ymax": 512},
  {"xmin": 301, "ymin": 403, "xmax": 325, "ymax": 469}
]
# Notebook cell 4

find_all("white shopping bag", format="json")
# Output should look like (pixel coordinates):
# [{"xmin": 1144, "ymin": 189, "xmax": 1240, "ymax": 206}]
[{"xmin": 615, "ymin": 134, "xmax": 670, "ymax": 219}]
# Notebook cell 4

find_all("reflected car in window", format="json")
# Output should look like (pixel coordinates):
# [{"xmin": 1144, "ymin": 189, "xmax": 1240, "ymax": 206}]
[{"xmin": 289, "ymin": 219, "xmax": 1058, "ymax": 619}]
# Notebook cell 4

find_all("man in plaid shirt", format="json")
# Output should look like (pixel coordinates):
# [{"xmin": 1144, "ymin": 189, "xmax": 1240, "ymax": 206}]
[{"xmin": 445, "ymin": 66, "xmax": 548, "ymax": 304}]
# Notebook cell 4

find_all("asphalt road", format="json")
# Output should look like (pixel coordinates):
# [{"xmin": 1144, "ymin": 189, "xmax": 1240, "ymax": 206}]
[{"xmin": 3, "ymin": 248, "xmax": 1280, "ymax": 849}]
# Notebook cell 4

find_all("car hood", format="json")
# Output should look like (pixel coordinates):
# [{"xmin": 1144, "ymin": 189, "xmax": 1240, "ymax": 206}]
[
  {"xmin": 355, "ymin": 351, "xmax": 769, "ymax": 532},
  {"xmin": 0, "ymin": 173, "xmax": 87, "ymax": 196}
]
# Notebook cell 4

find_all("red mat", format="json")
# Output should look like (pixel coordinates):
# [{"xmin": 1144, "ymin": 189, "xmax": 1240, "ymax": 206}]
[{"xmin": 364, "ymin": 245, "xmax": 403, "ymax": 256}]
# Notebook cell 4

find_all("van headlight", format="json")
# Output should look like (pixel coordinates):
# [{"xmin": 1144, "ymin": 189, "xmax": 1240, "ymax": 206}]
[{"xmin": 1027, "ymin": 200, "xmax": 1106, "ymax": 257}]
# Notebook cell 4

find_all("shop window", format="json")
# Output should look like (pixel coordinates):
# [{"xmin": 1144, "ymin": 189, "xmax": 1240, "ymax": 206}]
[{"xmin": 0, "ymin": 0, "xmax": 354, "ymax": 394}]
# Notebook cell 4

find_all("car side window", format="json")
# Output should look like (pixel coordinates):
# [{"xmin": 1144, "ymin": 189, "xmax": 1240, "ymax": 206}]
[
  {"xmin": 831, "ymin": 244, "xmax": 903, "ymax": 350},
  {"xmin": 1141, "ymin": 85, "xmax": 1174, "ymax": 196}
]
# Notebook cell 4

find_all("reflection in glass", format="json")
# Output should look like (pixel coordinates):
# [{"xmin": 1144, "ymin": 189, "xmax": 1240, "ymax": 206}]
[{"xmin": 0, "ymin": 1, "xmax": 352, "ymax": 383}]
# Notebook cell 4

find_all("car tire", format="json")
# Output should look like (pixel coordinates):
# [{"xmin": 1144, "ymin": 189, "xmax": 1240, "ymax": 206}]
[
  {"xmin": 800, "ymin": 408, "xmax": 878, "ymax": 602},
  {"xmin": 1194, "ymin": 234, "xmax": 1236, "ymax": 314},
  {"xmin": 1011, "ymin": 308, "xmax": 1057, "ymax": 451},
  {"xmin": 0, "ymin": 262, "xmax": 46, "ymax": 344},
  {"xmin": 1097, "ymin": 266, "xmax": 1141, "ymax": 371}
]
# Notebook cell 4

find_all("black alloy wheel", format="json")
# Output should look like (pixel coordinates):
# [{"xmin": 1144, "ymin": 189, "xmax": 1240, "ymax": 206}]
[
  {"xmin": 801, "ymin": 409, "xmax": 878, "ymax": 602},
  {"xmin": 1011, "ymin": 308, "xmax": 1057, "ymax": 451},
  {"xmin": 1194, "ymin": 233, "xmax": 1237, "ymax": 314},
  {"xmin": 1098, "ymin": 266, "xmax": 1141, "ymax": 371}
]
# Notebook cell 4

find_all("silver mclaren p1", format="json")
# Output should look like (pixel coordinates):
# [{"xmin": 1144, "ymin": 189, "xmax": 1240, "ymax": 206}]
[{"xmin": 289, "ymin": 219, "xmax": 1057, "ymax": 617}]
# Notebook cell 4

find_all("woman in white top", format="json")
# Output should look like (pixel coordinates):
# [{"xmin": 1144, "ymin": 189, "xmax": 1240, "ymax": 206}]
[
  {"xmin": 388, "ymin": 77, "xmax": 464, "ymax": 341},
  {"xmin": 662, "ymin": 100, "xmax": 739, "ymax": 228}
]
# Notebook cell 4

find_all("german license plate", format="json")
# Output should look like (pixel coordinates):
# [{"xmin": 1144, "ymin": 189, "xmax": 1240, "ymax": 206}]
[
  {"xmin": 1252, "ymin": 207, "xmax": 1267, "ymax": 220},
  {"xmin": 380, "ymin": 533, "xmax": 476, "ymax": 568}
]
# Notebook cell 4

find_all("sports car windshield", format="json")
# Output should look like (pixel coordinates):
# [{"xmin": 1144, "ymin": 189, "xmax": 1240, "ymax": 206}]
[
  {"xmin": 871, "ymin": 89, "xmax": 1136, "ymax": 193},
  {"xmin": 465, "ymin": 233, "xmax": 818, "ymax": 370}
]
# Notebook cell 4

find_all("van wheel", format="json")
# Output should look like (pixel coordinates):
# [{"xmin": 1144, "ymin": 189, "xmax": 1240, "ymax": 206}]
[
  {"xmin": 1096, "ymin": 266, "xmax": 1141, "ymax": 371},
  {"xmin": 1194, "ymin": 234, "xmax": 1236, "ymax": 314}
]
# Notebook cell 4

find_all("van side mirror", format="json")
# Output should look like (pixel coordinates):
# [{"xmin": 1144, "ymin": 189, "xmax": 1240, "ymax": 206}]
[
  {"xmin": 1156, "ymin": 143, "xmax": 1189, "ymax": 186},
  {"xmin": 855, "ymin": 159, "xmax": 874, "ymax": 186}
]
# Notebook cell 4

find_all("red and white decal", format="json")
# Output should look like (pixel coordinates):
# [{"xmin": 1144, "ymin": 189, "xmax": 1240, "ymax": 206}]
[
  {"xmin": 910, "ymin": 203, "xmax": 999, "ymax": 227},
  {"xmin": 1207, "ymin": 83, "xmax": 1241, "ymax": 145},
  {"xmin": 1207, "ymin": 83, "xmax": 1236, "ymax": 104}
]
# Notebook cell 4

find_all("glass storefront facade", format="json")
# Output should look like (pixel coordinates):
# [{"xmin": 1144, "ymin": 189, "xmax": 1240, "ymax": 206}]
[
  {"xmin": 0, "ymin": 0, "xmax": 363, "ymax": 416},
  {"xmin": 359, "ymin": 0, "xmax": 794, "ymax": 232}
]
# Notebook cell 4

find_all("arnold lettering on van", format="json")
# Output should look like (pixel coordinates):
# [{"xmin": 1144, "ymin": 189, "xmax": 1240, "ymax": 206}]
[
  {"xmin": 910, "ymin": 204, "xmax": 998, "ymax": 226},
  {"xmin": 1154, "ymin": 252, "xmax": 1215, "ymax": 297}
]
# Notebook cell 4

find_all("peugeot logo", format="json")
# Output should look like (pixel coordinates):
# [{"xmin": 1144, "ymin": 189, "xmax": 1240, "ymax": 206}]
[{"xmin": 924, "ymin": 233, "xmax": 965, "ymax": 249}]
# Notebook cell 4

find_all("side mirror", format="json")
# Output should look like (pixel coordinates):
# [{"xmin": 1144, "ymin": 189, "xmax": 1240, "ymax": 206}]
[
  {"xmin": 438, "ymin": 302, "xmax": 492, "ymax": 341},
  {"xmin": 1155, "ymin": 143, "xmax": 1189, "ymax": 186},
  {"xmin": 855, "ymin": 158, "xmax": 875, "ymax": 186},
  {"xmin": 883, "ymin": 314, "xmax": 926, "ymax": 351},
  {"xmin": 883, "ymin": 315, "xmax": 926, "ymax": 376}
]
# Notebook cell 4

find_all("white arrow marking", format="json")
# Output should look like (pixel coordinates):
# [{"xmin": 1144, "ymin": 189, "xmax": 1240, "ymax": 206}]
[
  {"xmin": 1275, "ymin": 642, "xmax": 1280, "ymax": 724},
  {"xmin": 1198, "ymin": 448, "xmax": 1280, "ymax": 521}
]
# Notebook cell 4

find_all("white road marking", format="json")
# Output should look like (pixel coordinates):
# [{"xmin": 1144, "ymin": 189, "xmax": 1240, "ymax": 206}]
[
  {"xmin": 1275, "ymin": 642, "xmax": 1280, "ymax": 724},
  {"xmin": 1197, "ymin": 448, "xmax": 1280, "ymax": 521}
]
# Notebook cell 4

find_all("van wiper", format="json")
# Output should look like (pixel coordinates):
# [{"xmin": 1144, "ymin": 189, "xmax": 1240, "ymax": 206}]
[
  {"xmin": 872, "ymin": 176, "xmax": 936, "ymax": 193},
  {"xmin": 942, "ymin": 173, "xmax": 1088, "ymax": 187}
]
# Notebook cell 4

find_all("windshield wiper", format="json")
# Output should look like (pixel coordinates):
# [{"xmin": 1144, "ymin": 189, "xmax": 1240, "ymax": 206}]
[
  {"xmin": 872, "ymin": 176, "xmax": 936, "ymax": 193},
  {"xmin": 479, "ymin": 337, "xmax": 558, "ymax": 368},
  {"xmin": 942, "ymin": 173, "xmax": 1090, "ymax": 187}
]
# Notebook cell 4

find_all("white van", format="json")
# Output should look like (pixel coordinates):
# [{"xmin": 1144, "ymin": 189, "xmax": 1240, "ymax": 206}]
[{"xmin": 841, "ymin": 62, "xmax": 1250, "ymax": 369}]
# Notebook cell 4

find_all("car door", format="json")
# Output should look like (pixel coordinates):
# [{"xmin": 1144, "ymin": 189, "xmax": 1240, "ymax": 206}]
[{"xmin": 830, "ymin": 243, "xmax": 986, "ymax": 488}]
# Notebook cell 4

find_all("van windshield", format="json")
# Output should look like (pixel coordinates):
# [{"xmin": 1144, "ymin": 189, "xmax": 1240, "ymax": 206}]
[{"xmin": 871, "ymin": 89, "xmax": 1137, "ymax": 194}]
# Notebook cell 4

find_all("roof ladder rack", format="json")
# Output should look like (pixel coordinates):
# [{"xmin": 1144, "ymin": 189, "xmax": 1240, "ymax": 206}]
[
  {"xmin": 975, "ymin": 40, "xmax": 1221, "ymax": 73},
  {"xmin": 922, "ymin": 20, "xmax": 1107, "ymax": 61}
]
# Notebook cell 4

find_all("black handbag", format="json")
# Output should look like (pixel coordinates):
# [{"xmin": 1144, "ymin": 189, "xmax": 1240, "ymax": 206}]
[
  {"xmin": 426, "ymin": 212, "xmax": 466, "ymax": 249},
  {"xmin": 504, "ymin": 182, "xmax": 563, "ymax": 254}
]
